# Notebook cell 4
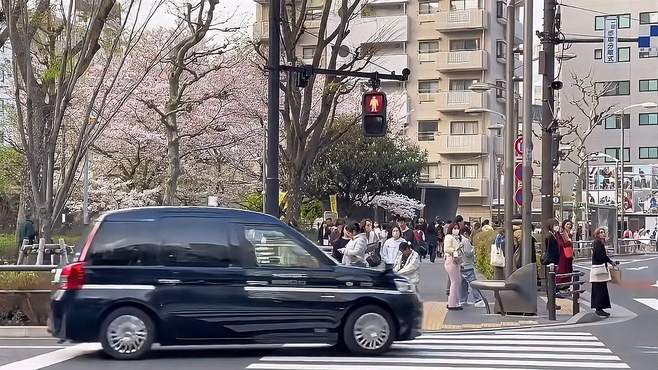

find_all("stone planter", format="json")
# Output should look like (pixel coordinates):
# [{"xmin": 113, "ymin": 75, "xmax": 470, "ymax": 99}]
[{"xmin": 0, "ymin": 290, "xmax": 52, "ymax": 326}]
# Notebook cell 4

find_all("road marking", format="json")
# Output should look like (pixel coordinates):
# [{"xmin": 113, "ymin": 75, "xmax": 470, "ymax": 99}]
[
  {"xmin": 501, "ymin": 330, "xmax": 595, "ymax": 335},
  {"xmin": 250, "ymin": 331, "xmax": 629, "ymax": 369},
  {"xmin": 256, "ymin": 356, "xmax": 629, "ymax": 368},
  {"xmin": 625, "ymin": 266, "xmax": 648, "ymax": 271},
  {"xmin": 652, "ymin": 280, "xmax": 658, "ymax": 288},
  {"xmin": 0, "ymin": 346, "xmax": 66, "ymax": 349},
  {"xmin": 392, "ymin": 344, "xmax": 613, "ymax": 353},
  {"xmin": 419, "ymin": 334, "xmax": 599, "ymax": 341},
  {"xmin": 0, "ymin": 343, "xmax": 99, "ymax": 370},
  {"xmin": 634, "ymin": 298, "xmax": 658, "ymax": 311},
  {"xmin": 409, "ymin": 339, "xmax": 605, "ymax": 346}
]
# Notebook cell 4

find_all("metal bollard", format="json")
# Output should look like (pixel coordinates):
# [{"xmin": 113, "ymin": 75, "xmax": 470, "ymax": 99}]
[
  {"xmin": 572, "ymin": 272, "xmax": 580, "ymax": 315},
  {"xmin": 16, "ymin": 239, "xmax": 29, "ymax": 265},
  {"xmin": 547, "ymin": 264, "xmax": 556, "ymax": 321},
  {"xmin": 59, "ymin": 239, "xmax": 69, "ymax": 266}
]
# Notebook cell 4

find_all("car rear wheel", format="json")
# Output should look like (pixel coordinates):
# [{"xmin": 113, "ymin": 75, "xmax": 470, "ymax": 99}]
[
  {"xmin": 342, "ymin": 305, "xmax": 394, "ymax": 355},
  {"xmin": 100, "ymin": 307, "xmax": 155, "ymax": 360}
]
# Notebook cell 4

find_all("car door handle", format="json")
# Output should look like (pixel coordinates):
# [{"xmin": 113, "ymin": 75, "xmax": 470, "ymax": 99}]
[
  {"xmin": 157, "ymin": 279, "xmax": 181, "ymax": 285},
  {"xmin": 247, "ymin": 280, "xmax": 269, "ymax": 286},
  {"xmin": 272, "ymin": 273, "xmax": 307, "ymax": 278}
]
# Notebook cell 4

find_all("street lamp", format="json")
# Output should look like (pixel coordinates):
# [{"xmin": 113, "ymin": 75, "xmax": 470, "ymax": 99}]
[
  {"xmin": 615, "ymin": 102, "xmax": 657, "ymax": 247},
  {"xmin": 465, "ymin": 107, "xmax": 506, "ymax": 120},
  {"xmin": 488, "ymin": 123, "xmax": 504, "ymax": 223}
]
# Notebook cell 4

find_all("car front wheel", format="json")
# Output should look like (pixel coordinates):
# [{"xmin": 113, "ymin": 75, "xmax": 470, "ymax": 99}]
[
  {"xmin": 342, "ymin": 305, "xmax": 394, "ymax": 355},
  {"xmin": 99, "ymin": 307, "xmax": 155, "ymax": 360}
]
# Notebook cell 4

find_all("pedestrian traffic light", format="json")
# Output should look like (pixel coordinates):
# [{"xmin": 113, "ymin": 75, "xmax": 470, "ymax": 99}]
[
  {"xmin": 551, "ymin": 132, "xmax": 562, "ymax": 168},
  {"xmin": 362, "ymin": 91, "xmax": 387, "ymax": 137}
]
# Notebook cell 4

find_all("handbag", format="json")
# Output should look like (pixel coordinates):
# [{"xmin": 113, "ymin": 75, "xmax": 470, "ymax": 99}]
[
  {"xmin": 610, "ymin": 266, "xmax": 622, "ymax": 284},
  {"xmin": 563, "ymin": 245, "xmax": 574, "ymax": 259},
  {"xmin": 366, "ymin": 243, "xmax": 381, "ymax": 267},
  {"xmin": 490, "ymin": 244, "xmax": 505, "ymax": 267},
  {"xmin": 589, "ymin": 263, "xmax": 611, "ymax": 283}
]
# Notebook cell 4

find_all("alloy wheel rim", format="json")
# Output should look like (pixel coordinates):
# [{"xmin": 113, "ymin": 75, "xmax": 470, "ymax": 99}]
[
  {"xmin": 106, "ymin": 314, "xmax": 147, "ymax": 354},
  {"xmin": 353, "ymin": 312, "xmax": 389, "ymax": 350}
]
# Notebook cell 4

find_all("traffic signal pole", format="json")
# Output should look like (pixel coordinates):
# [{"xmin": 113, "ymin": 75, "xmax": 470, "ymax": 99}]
[
  {"xmin": 540, "ymin": 0, "xmax": 557, "ymax": 228},
  {"xmin": 521, "ymin": 0, "xmax": 534, "ymax": 265},
  {"xmin": 265, "ymin": 0, "xmax": 281, "ymax": 218},
  {"xmin": 504, "ymin": 1, "xmax": 515, "ymax": 277}
]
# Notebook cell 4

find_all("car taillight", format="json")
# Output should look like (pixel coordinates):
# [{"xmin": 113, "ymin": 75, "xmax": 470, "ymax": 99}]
[{"xmin": 60, "ymin": 262, "xmax": 86, "ymax": 290}]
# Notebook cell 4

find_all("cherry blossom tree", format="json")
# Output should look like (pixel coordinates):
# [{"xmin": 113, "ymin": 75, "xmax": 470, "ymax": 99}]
[
  {"xmin": 358, "ymin": 192, "xmax": 424, "ymax": 220},
  {"xmin": 3, "ymin": 0, "xmax": 168, "ymax": 240}
]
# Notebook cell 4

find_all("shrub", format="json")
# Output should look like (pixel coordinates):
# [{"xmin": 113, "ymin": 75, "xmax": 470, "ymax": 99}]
[{"xmin": 473, "ymin": 229, "xmax": 497, "ymax": 280}]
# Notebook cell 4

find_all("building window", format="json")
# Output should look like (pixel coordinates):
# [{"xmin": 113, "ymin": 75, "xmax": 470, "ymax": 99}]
[
  {"xmin": 639, "ymin": 113, "xmax": 658, "ymax": 125},
  {"xmin": 639, "ymin": 147, "xmax": 658, "ymax": 159},
  {"xmin": 595, "ymin": 80, "xmax": 630, "ymax": 96},
  {"xmin": 306, "ymin": 8, "xmax": 322, "ymax": 20},
  {"xmin": 450, "ymin": 164, "xmax": 478, "ymax": 179},
  {"xmin": 419, "ymin": 40, "xmax": 439, "ymax": 54},
  {"xmin": 593, "ymin": 47, "xmax": 629, "ymax": 62},
  {"xmin": 449, "ymin": 39, "xmax": 479, "ymax": 51},
  {"xmin": 450, "ymin": 121, "xmax": 479, "ymax": 135},
  {"xmin": 302, "ymin": 47, "xmax": 315, "ymax": 60},
  {"xmin": 595, "ymin": 14, "xmax": 631, "ymax": 30},
  {"xmin": 594, "ymin": 49, "xmax": 603, "ymax": 59},
  {"xmin": 603, "ymin": 114, "xmax": 630, "ymax": 129},
  {"xmin": 418, "ymin": 79, "xmax": 439, "ymax": 93},
  {"xmin": 604, "ymin": 147, "xmax": 630, "ymax": 163},
  {"xmin": 419, "ymin": 0, "xmax": 439, "ymax": 14},
  {"xmin": 496, "ymin": 40, "xmax": 506, "ymax": 59},
  {"xmin": 417, "ymin": 120, "xmax": 438, "ymax": 141},
  {"xmin": 639, "ymin": 79, "xmax": 658, "ymax": 92},
  {"xmin": 450, "ymin": 0, "xmax": 481, "ymax": 10},
  {"xmin": 495, "ymin": 80, "xmax": 505, "ymax": 99},
  {"xmin": 496, "ymin": 1, "xmax": 506, "ymax": 19},
  {"xmin": 640, "ymin": 11, "xmax": 658, "ymax": 24},
  {"xmin": 449, "ymin": 79, "xmax": 479, "ymax": 91}
]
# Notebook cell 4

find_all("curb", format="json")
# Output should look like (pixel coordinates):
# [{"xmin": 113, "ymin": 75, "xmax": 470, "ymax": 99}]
[{"xmin": 0, "ymin": 326, "xmax": 51, "ymax": 338}]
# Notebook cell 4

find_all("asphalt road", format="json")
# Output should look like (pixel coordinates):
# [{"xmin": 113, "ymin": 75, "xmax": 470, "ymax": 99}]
[{"xmin": 0, "ymin": 255, "xmax": 655, "ymax": 370}]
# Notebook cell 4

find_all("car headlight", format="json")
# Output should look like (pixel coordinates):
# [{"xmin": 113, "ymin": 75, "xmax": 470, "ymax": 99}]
[{"xmin": 394, "ymin": 278, "xmax": 415, "ymax": 293}]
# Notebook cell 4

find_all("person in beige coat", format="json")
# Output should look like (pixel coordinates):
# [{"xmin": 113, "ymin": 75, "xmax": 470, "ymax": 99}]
[{"xmin": 443, "ymin": 223, "xmax": 463, "ymax": 310}]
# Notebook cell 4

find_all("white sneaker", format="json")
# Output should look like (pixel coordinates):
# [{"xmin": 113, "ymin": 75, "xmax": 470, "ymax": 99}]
[{"xmin": 474, "ymin": 300, "xmax": 486, "ymax": 308}]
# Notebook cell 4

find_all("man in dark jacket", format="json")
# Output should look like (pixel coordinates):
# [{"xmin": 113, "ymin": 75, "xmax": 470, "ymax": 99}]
[
  {"xmin": 21, "ymin": 218, "xmax": 37, "ymax": 245},
  {"xmin": 397, "ymin": 217, "xmax": 414, "ymax": 246}
]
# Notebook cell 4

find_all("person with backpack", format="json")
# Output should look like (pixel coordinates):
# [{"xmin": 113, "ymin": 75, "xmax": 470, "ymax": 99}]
[{"xmin": 413, "ymin": 224, "xmax": 427, "ymax": 260}]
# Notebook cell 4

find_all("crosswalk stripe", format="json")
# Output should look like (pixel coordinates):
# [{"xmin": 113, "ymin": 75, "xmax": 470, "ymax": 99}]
[
  {"xmin": 385, "ymin": 351, "xmax": 621, "ymax": 361},
  {"xmin": 409, "ymin": 339, "xmax": 605, "ymax": 346},
  {"xmin": 634, "ymin": 298, "xmax": 658, "ymax": 311},
  {"xmin": 257, "ymin": 356, "xmax": 630, "ymax": 369},
  {"xmin": 392, "ymin": 344, "xmax": 613, "ymax": 353},
  {"xmin": 494, "ymin": 331, "xmax": 594, "ymax": 336},
  {"xmin": 418, "ymin": 334, "xmax": 599, "ymax": 341},
  {"xmin": 249, "ymin": 365, "xmax": 543, "ymax": 370}
]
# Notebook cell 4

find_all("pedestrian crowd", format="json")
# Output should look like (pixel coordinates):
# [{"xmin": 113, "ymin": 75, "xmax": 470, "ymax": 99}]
[{"xmin": 317, "ymin": 213, "xmax": 618, "ymax": 318}]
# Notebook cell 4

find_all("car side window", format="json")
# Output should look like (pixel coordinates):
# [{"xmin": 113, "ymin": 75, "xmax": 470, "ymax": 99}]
[
  {"xmin": 160, "ymin": 217, "xmax": 238, "ymax": 268},
  {"xmin": 242, "ymin": 226, "xmax": 320, "ymax": 269},
  {"xmin": 87, "ymin": 221, "xmax": 160, "ymax": 266}
]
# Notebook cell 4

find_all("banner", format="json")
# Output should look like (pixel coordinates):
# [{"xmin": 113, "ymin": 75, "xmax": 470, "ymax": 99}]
[
  {"xmin": 329, "ymin": 194, "xmax": 338, "ymax": 214},
  {"xmin": 604, "ymin": 16, "xmax": 618, "ymax": 63}
]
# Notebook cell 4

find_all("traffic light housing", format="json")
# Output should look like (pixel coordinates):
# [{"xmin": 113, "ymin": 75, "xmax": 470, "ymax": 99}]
[
  {"xmin": 551, "ymin": 132, "xmax": 562, "ymax": 168},
  {"xmin": 362, "ymin": 91, "xmax": 387, "ymax": 137}
]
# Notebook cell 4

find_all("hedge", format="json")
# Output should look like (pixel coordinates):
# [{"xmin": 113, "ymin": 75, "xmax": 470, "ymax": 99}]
[{"xmin": 473, "ymin": 229, "xmax": 497, "ymax": 280}]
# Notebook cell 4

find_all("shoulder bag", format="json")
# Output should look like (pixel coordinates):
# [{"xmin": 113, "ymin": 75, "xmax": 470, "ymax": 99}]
[
  {"xmin": 589, "ymin": 263, "xmax": 611, "ymax": 283},
  {"xmin": 490, "ymin": 243, "xmax": 505, "ymax": 267}
]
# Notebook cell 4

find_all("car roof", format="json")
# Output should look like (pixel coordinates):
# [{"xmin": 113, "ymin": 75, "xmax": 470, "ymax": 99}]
[{"xmin": 100, "ymin": 207, "xmax": 281, "ymax": 223}]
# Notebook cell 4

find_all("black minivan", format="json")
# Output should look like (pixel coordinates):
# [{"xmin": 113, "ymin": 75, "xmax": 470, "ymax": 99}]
[{"xmin": 49, "ymin": 207, "xmax": 422, "ymax": 360}]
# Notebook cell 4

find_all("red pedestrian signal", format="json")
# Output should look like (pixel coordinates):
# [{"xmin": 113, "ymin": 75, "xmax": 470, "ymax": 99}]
[{"xmin": 362, "ymin": 91, "xmax": 387, "ymax": 137}]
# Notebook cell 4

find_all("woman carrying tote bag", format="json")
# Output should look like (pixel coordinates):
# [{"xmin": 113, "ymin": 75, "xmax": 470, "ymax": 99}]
[{"xmin": 590, "ymin": 227, "xmax": 619, "ymax": 317}]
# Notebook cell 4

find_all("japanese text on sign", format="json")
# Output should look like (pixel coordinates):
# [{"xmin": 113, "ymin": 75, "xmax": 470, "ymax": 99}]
[{"xmin": 604, "ymin": 16, "xmax": 618, "ymax": 63}]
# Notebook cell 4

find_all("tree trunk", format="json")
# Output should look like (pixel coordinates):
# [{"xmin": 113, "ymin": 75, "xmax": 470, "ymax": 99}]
[
  {"xmin": 163, "ymin": 124, "xmax": 181, "ymax": 206},
  {"xmin": 14, "ymin": 192, "xmax": 25, "ymax": 249},
  {"xmin": 285, "ymin": 173, "xmax": 304, "ymax": 222},
  {"xmin": 574, "ymin": 165, "xmax": 583, "ymax": 237}
]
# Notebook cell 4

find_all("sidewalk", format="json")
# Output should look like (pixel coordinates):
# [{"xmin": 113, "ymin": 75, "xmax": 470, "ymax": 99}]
[{"xmin": 417, "ymin": 258, "xmax": 578, "ymax": 331}]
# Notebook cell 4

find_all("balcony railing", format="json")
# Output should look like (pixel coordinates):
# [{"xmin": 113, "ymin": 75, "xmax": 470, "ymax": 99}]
[
  {"xmin": 418, "ymin": 92, "xmax": 438, "ymax": 103},
  {"xmin": 435, "ymin": 135, "xmax": 488, "ymax": 154},
  {"xmin": 436, "ymin": 50, "xmax": 488, "ymax": 71},
  {"xmin": 437, "ymin": 91, "xmax": 486, "ymax": 111},
  {"xmin": 436, "ymin": 9, "xmax": 487, "ymax": 31},
  {"xmin": 436, "ymin": 178, "xmax": 489, "ymax": 197}
]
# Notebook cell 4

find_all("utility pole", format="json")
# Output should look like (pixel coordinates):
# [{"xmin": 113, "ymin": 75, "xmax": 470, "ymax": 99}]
[
  {"xmin": 504, "ymin": 1, "xmax": 515, "ymax": 277},
  {"xmin": 540, "ymin": 0, "xmax": 557, "ymax": 227},
  {"xmin": 521, "ymin": 0, "xmax": 534, "ymax": 265},
  {"xmin": 265, "ymin": 0, "xmax": 281, "ymax": 218}
]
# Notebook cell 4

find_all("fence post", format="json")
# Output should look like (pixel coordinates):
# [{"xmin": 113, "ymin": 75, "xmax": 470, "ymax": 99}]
[
  {"xmin": 35, "ymin": 238, "xmax": 45, "ymax": 265},
  {"xmin": 572, "ymin": 271, "xmax": 580, "ymax": 315},
  {"xmin": 59, "ymin": 238, "xmax": 69, "ymax": 266},
  {"xmin": 547, "ymin": 264, "xmax": 556, "ymax": 321},
  {"xmin": 16, "ymin": 239, "xmax": 28, "ymax": 265}
]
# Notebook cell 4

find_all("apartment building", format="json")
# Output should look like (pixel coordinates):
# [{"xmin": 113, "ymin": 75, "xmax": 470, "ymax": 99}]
[
  {"xmin": 559, "ymin": 0, "xmax": 658, "ymax": 230},
  {"xmin": 253, "ymin": 0, "xmax": 522, "ymax": 221}
]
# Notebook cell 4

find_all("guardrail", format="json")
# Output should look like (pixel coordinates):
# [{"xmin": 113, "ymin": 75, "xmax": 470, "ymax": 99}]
[
  {"xmin": 16, "ymin": 238, "xmax": 74, "ymax": 266},
  {"xmin": 546, "ymin": 264, "xmax": 585, "ymax": 321},
  {"xmin": 573, "ymin": 238, "xmax": 657, "ymax": 259}
]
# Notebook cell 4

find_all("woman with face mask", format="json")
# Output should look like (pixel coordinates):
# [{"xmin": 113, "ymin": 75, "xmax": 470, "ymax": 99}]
[
  {"xmin": 382, "ymin": 226, "xmax": 405, "ymax": 268},
  {"xmin": 443, "ymin": 223, "xmax": 464, "ymax": 310},
  {"xmin": 541, "ymin": 218, "xmax": 561, "ymax": 267},
  {"xmin": 340, "ymin": 223, "xmax": 368, "ymax": 267}
]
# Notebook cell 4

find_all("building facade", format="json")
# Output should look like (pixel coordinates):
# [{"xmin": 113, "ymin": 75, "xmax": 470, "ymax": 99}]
[
  {"xmin": 559, "ymin": 0, "xmax": 658, "ymax": 231},
  {"xmin": 253, "ymin": 0, "xmax": 523, "ymax": 222}
]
